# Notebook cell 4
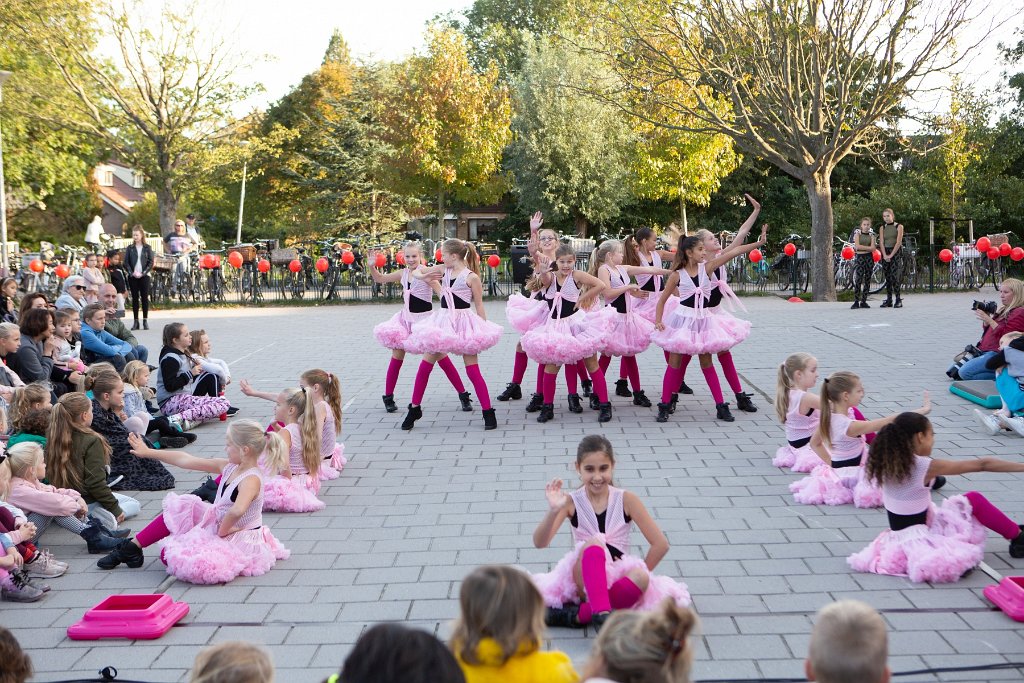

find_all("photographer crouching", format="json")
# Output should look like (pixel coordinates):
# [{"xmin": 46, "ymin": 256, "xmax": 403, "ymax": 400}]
[{"xmin": 948, "ymin": 279, "xmax": 1024, "ymax": 380}]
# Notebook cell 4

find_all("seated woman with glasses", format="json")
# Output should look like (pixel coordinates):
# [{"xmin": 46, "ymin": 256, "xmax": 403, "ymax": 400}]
[{"xmin": 54, "ymin": 276, "xmax": 88, "ymax": 313}]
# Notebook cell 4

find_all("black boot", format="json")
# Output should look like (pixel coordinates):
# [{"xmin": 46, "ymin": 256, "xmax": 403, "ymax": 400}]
[
  {"xmin": 715, "ymin": 402, "xmax": 735, "ymax": 422},
  {"xmin": 96, "ymin": 539, "xmax": 144, "ymax": 570},
  {"xmin": 537, "ymin": 404, "xmax": 555, "ymax": 423},
  {"xmin": 458, "ymin": 391, "xmax": 473, "ymax": 412},
  {"xmin": 567, "ymin": 393, "xmax": 583, "ymax": 413},
  {"xmin": 482, "ymin": 408, "xmax": 497, "ymax": 431},
  {"xmin": 930, "ymin": 475, "xmax": 947, "ymax": 491},
  {"xmin": 81, "ymin": 522, "xmax": 122, "ymax": 553},
  {"xmin": 545, "ymin": 603, "xmax": 583, "ymax": 629},
  {"xmin": 880, "ymin": 298, "xmax": 892, "ymax": 308},
  {"xmin": 497, "ymin": 382, "xmax": 522, "ymax": 401},
  {"xmin": 525, "ymin": 393, "xmax": 544, "ymax": 412},
  {"xmin": 860, "ymin": 299, "xmax": 870, "ymax": 308},
  {"xmin": 614, "ymin": 379, "xmax": 632, "ymax": 398},
  {"xmin": 590, "ymin": 611, "xmax": 610, "ymax": 633},
  {"xmin": 669, "ymin": 393, "xmax": 678, "ymax": 413},
  {"xmin": 382, "ymin": 394, "xmax": 398, "ymax": 413},
  {"xmin": 850, "ymin": 301, "xmax": 861, "ymax": 309},
  {"xmin": 598, "ymin": 402, "xmax": 613, "ymax": 423},
  {"xmin": 735, "ymin": 392, "xmax": 758, "ymax": 413},
  {"xmin": 632, "ymin": 390, "xmax": 652, "ymax": 407},
  {"xmin": 894, "ymin": 297, "xmax": 903, "ymax": 308},
  {"xmin": 131, "ymin": 319, "xmax": 140, "ymax": 330},
  {"xmin": 1010, "ymin": 525, "xmax": 1024, "ymax": 559},
  {"xmin": 589, "ymin": 394, "xmax": 600, "ymax": 410},
  {"xmin": 143, "ymin": 320, "xmax": 149, "ymax": 330},
  {"xmin": 581, "ymin": 379, "xmax": 593, "ymax": 397},
  {"xmin": 678, "ymin": 380, "xmax": 693, "ymax": 395},
  {"xmin": 400, "ymin": 404, "xmax": 423, "ymax": 430},
  {"xmin": 656, "ymin": 402, "xmax": 672, "ymax": 422}
]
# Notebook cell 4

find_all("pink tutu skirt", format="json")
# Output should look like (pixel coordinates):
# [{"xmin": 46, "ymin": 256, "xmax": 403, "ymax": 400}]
[
  {"xmin": 530, "ymin": 539, "xmax": 690, "ymax": 611},
  {"xmin": 597, "ymin": 308, "xmax": 655, "ymax": 357},
  {"xmin": 521, "ymin": 311, "xmax": 610, "ymax": 365},
  {"xmin": 404, "ymin": 309, "xmax": 503, "ymax": 356},
  {"xmin": 790, "ymin": 464, "xmax": 882, "ymax": 508},
  {"xmin": 650, "ymin": 306, "xmax": 749, "ymax": 355},
  {"xmin": 373, "ymin": 309, "xmax": 432, "ymax": 351},
  {"xmin": 318, "ymin": 443, "xmax": 346, "ymax": 481},
  {"xmin": 159, "ymin": 492, "xmax": 290, "ymax": 585},
  {"xmin": 848, "ymin": 495, "xmax": 986, "ymax": 583},
  {"xmin": 506, "ymin": 293, "xmax": 550, "ymax": 334},
  {"xmin": 262, "ymin": 476, "xmax": 325, "ymax": 513},
  {"xmin": 634, "ymin": 293, "xmax": 679, "ymax": 323},
  {"xmin": 293, "ymin": 472, "xmax": 321, "ymax": 496},
  {"xmin": 773, "ymin": 443, "xmax": 824, "ymax": 472}
]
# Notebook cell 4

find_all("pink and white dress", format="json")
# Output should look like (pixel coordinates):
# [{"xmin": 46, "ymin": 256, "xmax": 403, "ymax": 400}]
[
  {"xmin": 789, "ymin": 410, "xmax": 882, "ymax": 508},
  {"xmin": 633, "ymin": 250, "xmax": 677, "ymax": 323},
  {"xmin": 506, "ymin": 287, "xmax": 551, "ymax": 334},
  {"xmin": 316, "ymin": 405, "xmax": 346, "ymax": 481},
  {"xmin": 159, "ymin": 464, "xmax": 289, "ymax": 584},
  {"xmin": 260, "ymin": 421, "xmax": 325, "ymax": 512},
  {"xmin": 773, "ymin": 389, "xmax": 822, "ymax": 472},
  {"xmin": 650, "ymin": 263, "xmax": 748, "ymax": 355},
  {"xmin": 707, "ymin": 265, "xmax": 752, "ymax": 342},
  {"xmin": 372, "ymin": 269, "xmax": 435, "ymax": 350},
  {"xmin": 280, "ymin": 422, "xmax": 321, "ymax": 495},
  {"xmin": 849, "ymin": 456, "xmax": 985, "ymax": 583},
  {"xmin": 530, "ymin": 486, "xmax": 690, "ymax": 611},
  {"xmin": 598, "ymin": 265, "xmax": 654, "ymax": 357},
  {"xmin": 404, "ymin": 269, "xmax": 503, "ymax": 356},
  {"xmin": 521, "ymin": 273, "xmax": 610, "ymax": 365}
]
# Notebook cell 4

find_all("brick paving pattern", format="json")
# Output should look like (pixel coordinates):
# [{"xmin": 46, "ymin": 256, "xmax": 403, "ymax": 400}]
[{"xmin": 2, "ymin": 290, "xmax": 1023, "ymax": 681}]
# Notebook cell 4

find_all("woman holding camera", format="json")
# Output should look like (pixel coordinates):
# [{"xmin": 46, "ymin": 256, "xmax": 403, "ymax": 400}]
[{"xmin": 949, "ymin": 278, "xmax": 1024, "ymax": 380}]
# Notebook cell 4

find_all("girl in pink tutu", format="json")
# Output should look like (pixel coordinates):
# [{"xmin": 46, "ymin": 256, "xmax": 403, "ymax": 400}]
[
  {"xmin": 96, "ymin": 423, "xmax": 290, "ymax": 583},
  {"xmin": 652, "ymin": 230, "xmax": 761, "ymax": 423},
  {"xmin": 791, "ymin": 372, "xmax": 929, "ymax": 508},
  {"xmin": 267, "ymin": 388, "xmax": 324, "ymax": 495},
  {"xmin": 370, "ymin": 242, "xmax": 473, "ymax": 415},
  {"xmin": 401, "ymin": 239, "xmax": 503, "ymax": 431},
  {"xmin": 521, "ymin": 244, "xmax": 613, "ymax": 423},
  {"xmin": 299, "ymin": 369, "xmax": 346, "ymax": 478},
  {"xmin": 531, "ymin": 435, "xmax": 689, "ymax": 631},
  {"xmin": 850, "ymin": 413, "xmax": 1024, "ymax": 583},
  {"xmin": 773, "ymin": 352, "xmax": 824, "ymax": 472},
  {"xmin": 591, "ymin": 240, "xmax": 671, "ymax": 409}
]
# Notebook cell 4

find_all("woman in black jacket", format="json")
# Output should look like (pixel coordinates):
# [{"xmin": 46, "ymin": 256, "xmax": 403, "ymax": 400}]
[{"xmin": 123, "ymin": 225, "xmax": 154, "ymax": 330}]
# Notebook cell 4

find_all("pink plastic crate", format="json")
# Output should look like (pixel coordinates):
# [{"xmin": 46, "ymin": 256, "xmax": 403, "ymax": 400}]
[
  {"xmin": 983, "ymin": 576, "xmax": 1024, "ymax": 622},
  {"xmin": 67, "ymin": 594, "xmax": 189, "ymax": 640}
]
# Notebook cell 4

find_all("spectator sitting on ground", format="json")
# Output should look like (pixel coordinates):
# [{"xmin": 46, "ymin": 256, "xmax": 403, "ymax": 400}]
[
  {"xmin": 190, "ymin": 642, "xmax": 273, "ymax": 683},
  {"xmin": 330, "ymin": 623, "xmax": 465, "ymax": 683},
  {"xmin": 8, "ymin": 309, "xmax": 59, "ymax": 391},
  {"xmin": 54, "ymin": 276, "xmax": 88, "ymax": 313},
  {"xmin": 0, "ymin": 626, "xmax": 32, "ymax": 683},
  {"xmin": 8, "ymin": 408, "xmax": 50, "ymax": 448},
  {"xmin": 948, "ymin": 278, "xmax": 1024, "ymax": 381},
  {"xmin": 189, "ymin": 329, "xmax": 230, "ymax": 396},
  {"xmin": 0, "ymin": 277, "xmax": 19, "ymax": 324},
  {"xmin": 806, "ymin": 600, "xmax": 889, "ymax": 683},
  {"xmin": 80, "ymin": 304, "xmax": 140, "ymax": 372},
  {"xmin": 17, "ymin": 293, "xmax": 48, "ymax": 323},
  {"xmin": 0, "ymin": 322, "xmax": 26, "ymax": 402},
  {"xmin": 98, "ymin": 284, "xmax": 147, "ymax": 363}
]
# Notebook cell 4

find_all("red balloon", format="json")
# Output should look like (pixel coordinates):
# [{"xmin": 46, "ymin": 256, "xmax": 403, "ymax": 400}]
[
  {"xmin": 375, "ymin": 253, "xmax": 387, "ymax": 268},
  {"xmin": 976, "ymin": 236, "xmax": 991, "ymax": 252},
  {"xmin": 257, "ymin": 259, "xmax": 271, "ymax": 273},
  {"xmin": 872, "ymin": 249, "xmax": 881, "ymax": 263},
  {"xmin": 200, "ymin": 254, "xmax": 213, "ymax": 269},
  {"xmin": 783, "ymin": 243, "xmax": 796, "ymax": 256},
  {"xmin": 55, "ymin": 264, "xmax": 70, "ymax": 279},
  {"xmin": 228, "ymin": 252, "xmax": 243, "ymax": 269},
  {"xmin": 749, "ymin": 249, "xmax": 763, "ymax": 263},
  {"xmin": 1000, "ymin": 242, "xmax": 1012, "ymax": 256},
  {"xmin": 395, "ymin": 251, "xmax": 406, "ymax": 266},
  {"xmin": 341, "ymin": 251, "xmax": 355, "ymax": 265},
  {"xmin": 1012, "ymin": 247, "xmax": 1024, "ymax": 262},
  {"xmin": 213, "ymin": 255, "xmax": 221, "ymax": 268},
  {"xmin": 29, "ymin": 259, "xmax": 44, "ymax": 274},
  {"xmin": 288, "ymin": 259, "xmax": 302, "ymax": 273},
  {"xmin": 487, "ymin": 254, "xmax": 500, "ymax": 268},
  {"xmin": 841, "ymin": 246, "xmax": 855, "ymax": 260},
  {"xmin": 315, "ymin": 257, "xmax": 329, "ymax": 273},
  {"xmin": 435, "ymin": 249, "xmax": 443, "ymax": 262},
  {"xmin": 787, "ymin": 296, "xmax": 804, "ymax": 303},
  {"xmin": 988, "ymin": 247, "xmax": 1000, "ymax": 260},
  {"xmin": 938, "ymin": 248, "xmax": 953, "ymax": 263}
]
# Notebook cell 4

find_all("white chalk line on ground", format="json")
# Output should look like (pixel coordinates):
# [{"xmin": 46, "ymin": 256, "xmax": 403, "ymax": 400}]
[{"xmin": 229, "ymin": 342, "xmax": 277, "ymax": 366}]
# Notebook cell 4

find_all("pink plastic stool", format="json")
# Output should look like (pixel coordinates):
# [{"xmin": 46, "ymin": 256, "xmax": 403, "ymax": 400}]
[
  {"xmin": 983, "ymin": 577, "xmax": 1024, "ymax": 622},
  {"xmin": 68, "ymin": 594, "xmax": 189, "ymax": 640}
]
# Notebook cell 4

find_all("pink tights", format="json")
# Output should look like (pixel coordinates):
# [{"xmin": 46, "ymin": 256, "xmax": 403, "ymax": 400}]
[
  {"xmin": 577, "ymin": 545, "xmax": 644, "ymax": 623},
  {"xmin": 965, "ymin": 491, "xmax": 1022, "ymax": 540}
]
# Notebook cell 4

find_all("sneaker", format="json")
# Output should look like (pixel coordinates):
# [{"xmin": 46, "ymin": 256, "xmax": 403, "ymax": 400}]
[
  {"xmin": 458, "ymin": 391, "xmax": 473, "ymax": 412},
  {"xmin": 159, "ymin": 436, "xmax": 189, "ymax": 449},
  {"xmin": 975, "ymin": 409, "xmax": 1002, "ymax": 436},
  {"xmin": 1, "ymin": 571, "xmax": 45, "ymax": 602},
  {"xmin": 81, "ymin": 521, "xmax": 123, "ymax": 553},
  {"xmin": 106, "ymin": 474, "xmax": 124, "ymax": 488},
  {"xmin": 382, "ymin": 394, "xmax": 398, "ymax": 413},
  {"xmin": 997, "ymin": 414, "xmax": 1024, "ymax": 438},
  {"xmin": 525, "ymin": 393, "xmax": 544, "ymax": 413},
  {"xmin": 225, "ymin": 406, "xmax": 240, "ymax": 417},
  {"xmin": 632, "ymin": 390, "xmax": 652, "ymax": 408},
  {"xmin": 96, "ymin": 539, "xmax": 145, "ymax": 570},
  {"xmin": 24, "ymin": 550, "xmax": 68, "ymax": 578},
  {"xmin": 544, "ymin": 604, "xmax": 583, "ymax": 629},
  {"xmin": 735, "ymin": 392, "xmax": 758, "ymax": 413},
  {"xmin": 567, "ymin": 393, "xmax": 583, "ymax": 413},
  {"xmin": 614, "ymin": 379, "xmax": 632, "ymax": 398},
  {"xmin": 180, "ymin": 432, "xmax": 198, "ymax": 444},
  {"xmin": 716, "ymin": 402, "xmax": 735, "ymax": 422},
  {"xmin": 482, "ymin": 408, "xmax": 497, "ymax": 431},
  {"xmin": 1011, "ymin": 526, "xmax": 1024, "ymax": 558},
  {"xmin": 496, "ymin": 382, "xmax": 522, "ymax": 401}
]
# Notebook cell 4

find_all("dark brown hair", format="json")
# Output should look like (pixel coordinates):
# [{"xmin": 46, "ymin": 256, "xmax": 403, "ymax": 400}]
[
  {"xmin": 0, "ymin": 626, "xmax": 32, "ymax": 683},
  {"xmin": 452, "ymin": 565, "xmax": 545, "ymax": 667},
  {"xmin": 669, "ymin": 236, "xmax": 701, "ymax": 271},
  {"xmin": 19, "ymin": 308, "xmax": 52, "ymax": 338},
  {"xmin": 623, "ymin": 227, "xmax": 656, "ymax": 267},
  {"xmin": 865, "ymin": 413, "xmax": 932, "ymax": 486}
]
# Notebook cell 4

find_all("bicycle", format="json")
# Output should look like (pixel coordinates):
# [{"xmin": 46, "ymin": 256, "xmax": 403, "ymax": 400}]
[
  {"xmin": 200, "ymin": 250, "xmax": 226, "ymax": 303},
  {"xmin": 772, "ymin": 234, "xmax": 811, "ymax": 293}
]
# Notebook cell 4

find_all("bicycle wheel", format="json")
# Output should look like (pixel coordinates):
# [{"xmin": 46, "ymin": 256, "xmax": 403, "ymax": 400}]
[
  {"xmin": 974, "ymin": 259, "xmax": 990, "ymax": 289},
  {"xmin": 869, "ymin": 263, "xmax": 886, "ymax": 295},
  {"xmin": 292, "ymin": 270, "xmax": 305, "ymax": 299}
]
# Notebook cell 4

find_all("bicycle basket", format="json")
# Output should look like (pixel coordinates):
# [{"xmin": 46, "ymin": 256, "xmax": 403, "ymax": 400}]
[
  {"xmin": 228, "ymin": 244, "xmax": 257, "ymax": 263},
  {"xmin": 153, "ymin": 255, "xmax": 177, "ymax": 272},
  {"xmin": 271, "ymin": 247, "xmax": 298, "ymax": 265}
]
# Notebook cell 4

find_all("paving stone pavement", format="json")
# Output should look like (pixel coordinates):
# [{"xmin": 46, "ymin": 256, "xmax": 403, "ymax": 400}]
[{"xmin": 3, "ymin": 291, "xmax": 1024, "ymax": 681}]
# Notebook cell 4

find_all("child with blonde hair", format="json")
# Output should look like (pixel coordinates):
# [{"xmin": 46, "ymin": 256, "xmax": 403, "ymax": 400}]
[
  {"xmin": 452, "ymin": 564, "xmax": 579, "ymax": 683},
  {"xmin": 806, "ymin": 601, "xmax": 889, "ymax": 683},
  {"xmin": 773, "ymin": 353, "xmax": 822, "ymax": 472},
  {"xmin": 271, "ymin": 388, "xmax": 325, "ymax": 494},
  {"xmin": 300, "ymin": 369, "xmax": 346, "ymax": 477},
  {"xmin": 0, "ymin": 452, "xmax": 66, "ymax": 597},
  {"xmin": 188, "ymin": 329, "xmax": 231, "ymax": 397},
  {"xmin": 189, "ymin": 641, "xmax": 274, "ymax": 683},
  {"xmin": 9, "ymin": 384, "xmax": 50, "ymax": 436},
  {"xmin": 119, "ymin": 361, "xmax": 196, "ymax": 446}
]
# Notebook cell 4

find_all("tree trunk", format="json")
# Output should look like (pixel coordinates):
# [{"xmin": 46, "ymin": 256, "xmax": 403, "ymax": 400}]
[
  {"xmin": 804, "ymin": 171, "xmax": 836, "ymax": 301},
  {"xmin": 437, "ymin": 182, "xmax": 446, "ymax": 241},
  {"xmin": 156, "ymin": 181, "xmax": 178, "ymax": 237},
  {"xmin": 574, "ymin": 214, "xmax": 588, "ymax": 238}
]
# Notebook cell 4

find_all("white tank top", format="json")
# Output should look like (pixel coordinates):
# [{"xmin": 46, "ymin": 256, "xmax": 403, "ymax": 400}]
[{"xmin": 784, "ymin": 389, "xmax": 819, "ymax": 442}]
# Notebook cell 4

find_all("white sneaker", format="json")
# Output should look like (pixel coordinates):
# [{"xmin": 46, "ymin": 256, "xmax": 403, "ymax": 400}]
[
  {"xmin": 974, "ymin": 409, "xmax": 1001, "ymax": 435},
  {"xmin": 24, "ymin": 550, "xmax": 68, "ymax": 578},
  {"xmin": 998, "ymin": 414, "xmax": 1024, "ymax": 437}
]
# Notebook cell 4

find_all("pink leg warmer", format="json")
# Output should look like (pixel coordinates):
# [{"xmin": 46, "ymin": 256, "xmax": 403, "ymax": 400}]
[
  {"xmin": 385, "ymin": 357, "xmax": 403, "ymax": 395},
  {"xmin": 702, "ymin": 365, "xmax": 725, "ymax": 404},
  {"xmin": 543, "ymin": 370, "xmax": 558, "ymax": 405},
  {"xmin": 411, "ymin": 360, "xmax": 435, "ymax": 405},
  {"xmin": 465, "ymin": 364, "xmax": 491, "ymax": 411},
  {"xmin": 564, "ymin": 364, "xmax": 578, "ymax": 394},
  {"xmin": 619, "ymin": 356, "xmax": 628, "ymax": 380},
  {"xmin": 576, "ymin": 359, "xmax": 590, "ymax": 380},
  {"xmin": 679, "ymin": 353, "xmax": 692, "ymax": 379},
  {"xmin": 512, "ymin": 351, "xmax": 529, "ymax": 384},
  {"xmin": 135, "ymin": 514, "xmax": 170, "ymax": 548},
  {"xmin": 599, "ymin": 354, "xmax": 612, "ymax": 373},
  {"xmin": 623, "ymin": 356, "xmax": 641, "ymax": 391},
  {"xmin": 437, "ymin": 355, "xmax": 466, "ymax": 393},
  {"xmin": 965, "ymin": 491, "xmax": 1022, "ymax": 540},
  {"xmin": 589, "ymin": 366, "xmax": 610, "ymax": 403},
  {"xmin": 535, "ymin": 363, "xmax": 545, "ymax": 393},
  {"xmin": 609, "ymin": 577, "xmax": 643, "ymax": 609},
  {"xmin": 661, "ymin": 365, "xmax": 682, "ymax": 404},
  {"xmin": 580, "ymin": 545, "xmax": 611, "ymax": 613},
  {"xmin": 718, "ymin": 351, "xmax": 743, "ymax": 393}
]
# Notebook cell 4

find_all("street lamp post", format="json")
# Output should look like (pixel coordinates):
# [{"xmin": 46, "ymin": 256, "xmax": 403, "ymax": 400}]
[
  {"xmin": 0, "ymin": 70, "xmax": 12, "ymax": 277},
  {"xmin": 235, "ymin": 141, "xmax": 249, "ymax": 245}
]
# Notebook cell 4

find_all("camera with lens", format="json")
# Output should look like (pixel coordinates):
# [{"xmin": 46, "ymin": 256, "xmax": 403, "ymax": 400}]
[{"xmin": 972, "ymin": 300, "xmax": 998, "ymax": 315}]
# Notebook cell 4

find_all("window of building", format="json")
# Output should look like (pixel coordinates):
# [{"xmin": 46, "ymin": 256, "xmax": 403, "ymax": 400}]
[
  {"xmin": 133, "ymin": 172, "xmax": 144, "ymax": 188},
  {"xmin": 100, "ymin": 169, "xmax": 114, "ymax": 186}
]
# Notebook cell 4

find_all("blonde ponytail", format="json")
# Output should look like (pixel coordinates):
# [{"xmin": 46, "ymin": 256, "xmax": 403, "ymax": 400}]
[
  {"xmin": 818, "ymin": 371, "xmax": 860, "ymax": 449},
  {"xmin": 776, "ymin": 353, "xmax": 815, "ymax": 424}
]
